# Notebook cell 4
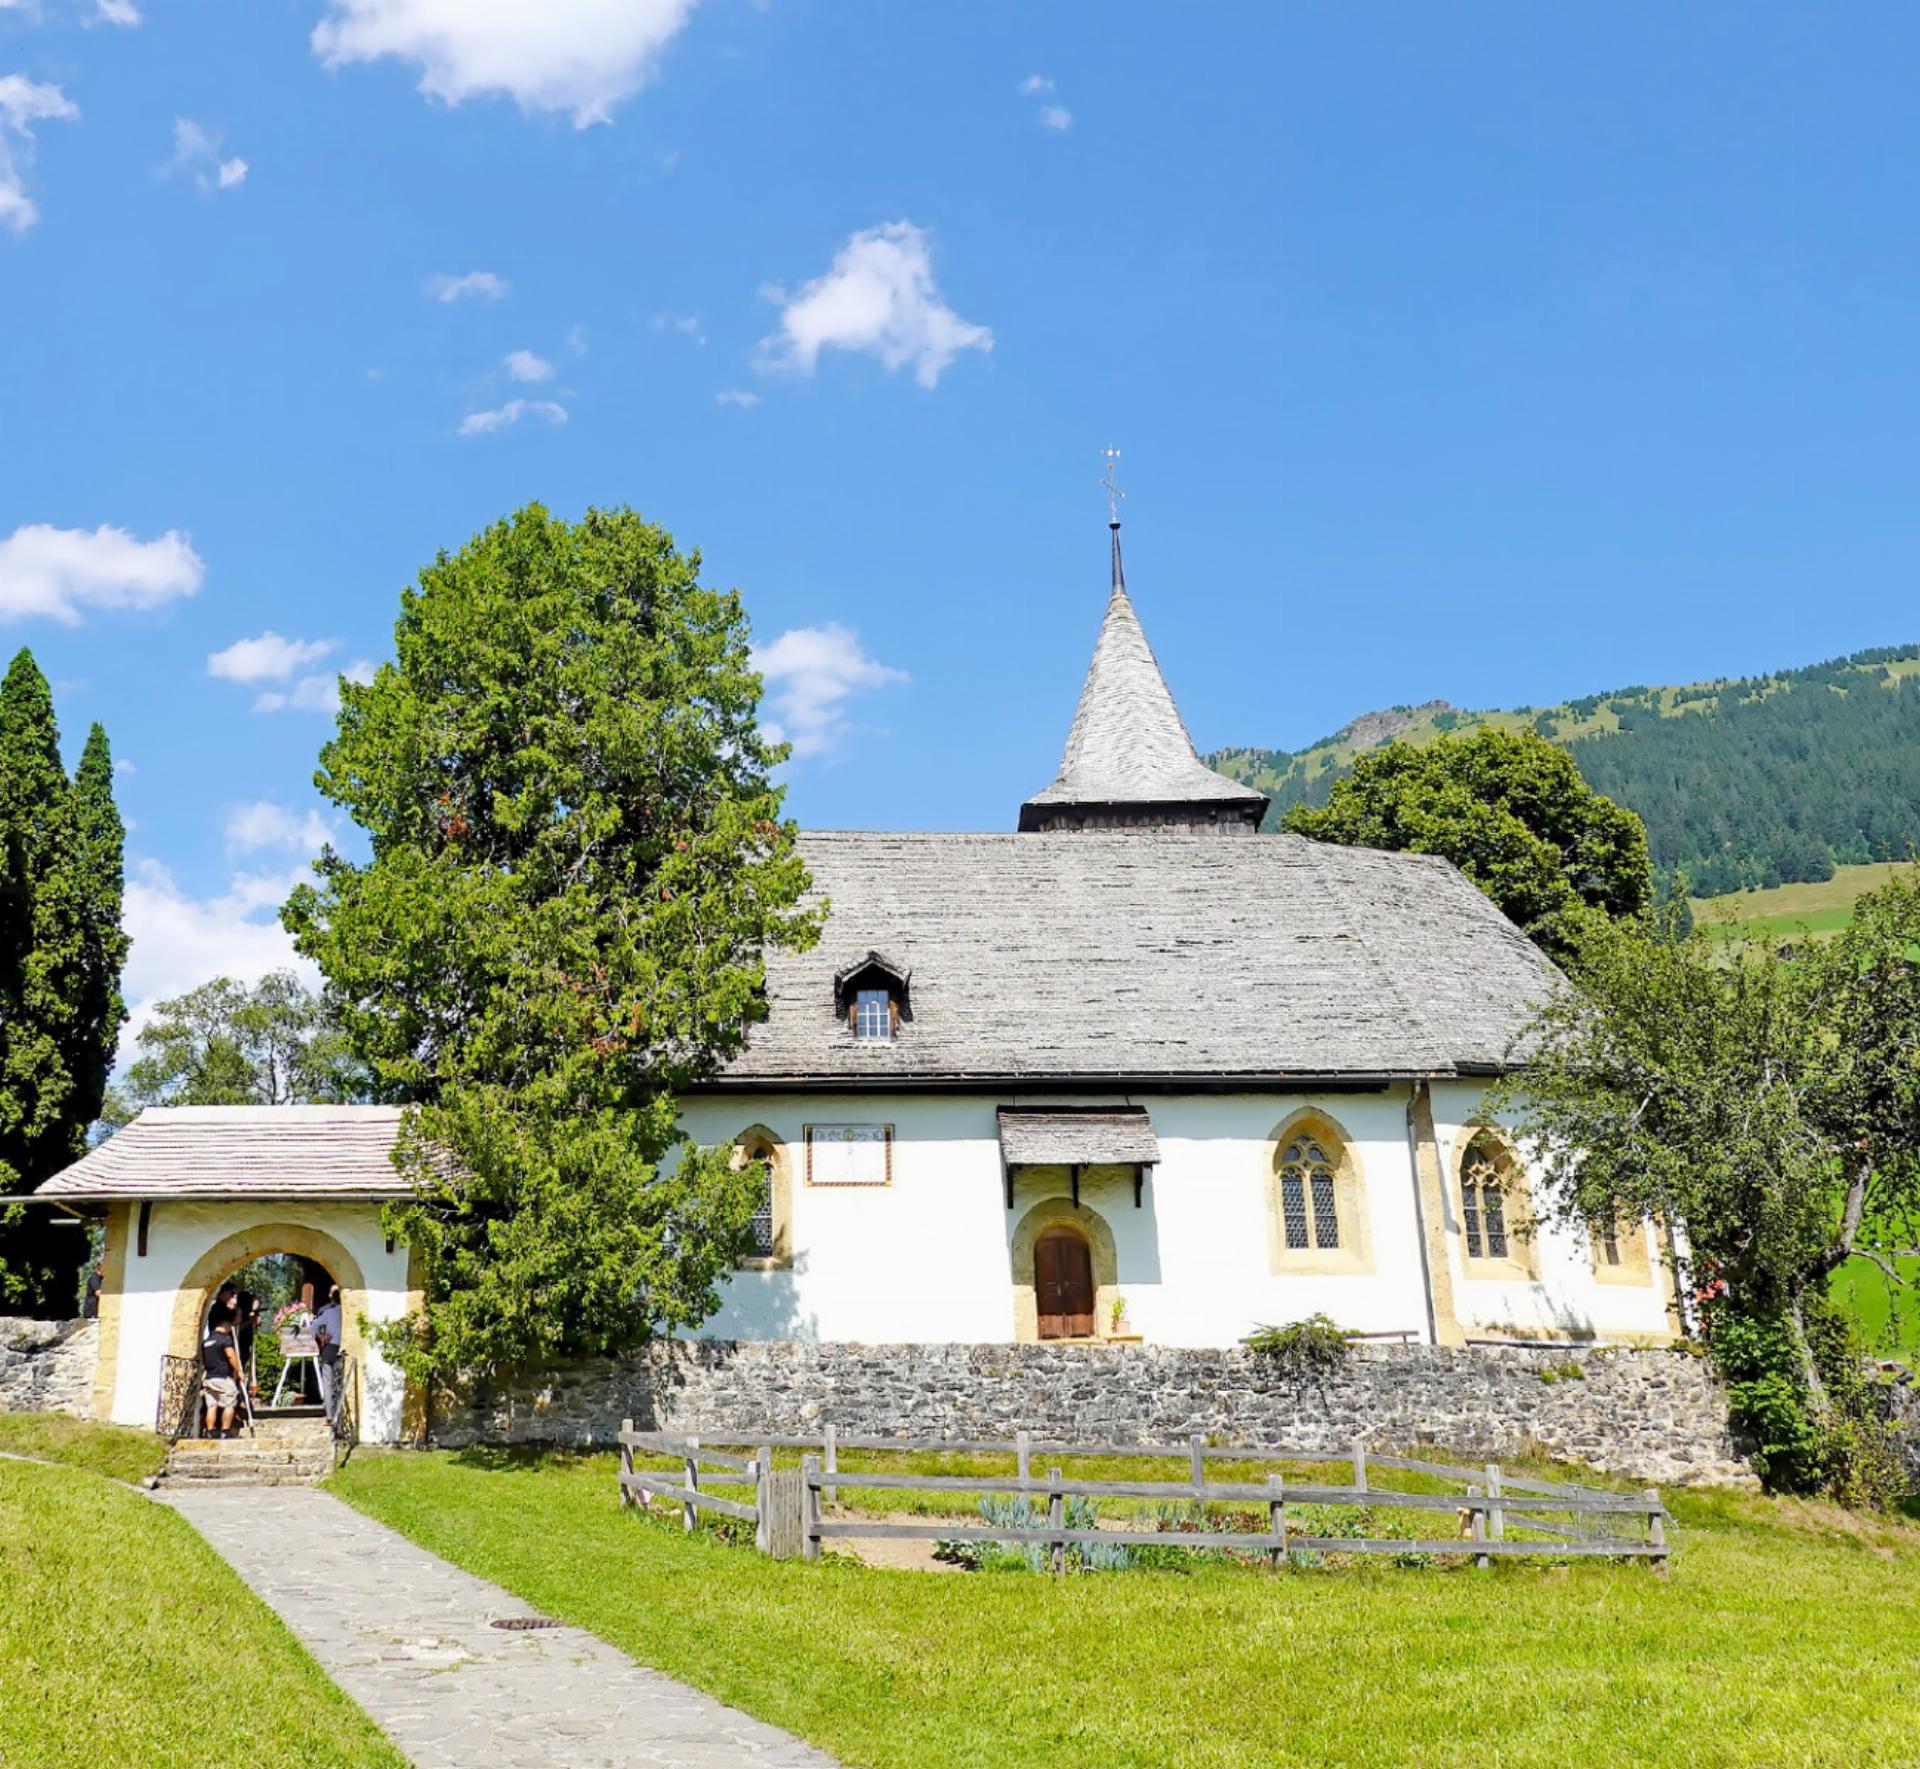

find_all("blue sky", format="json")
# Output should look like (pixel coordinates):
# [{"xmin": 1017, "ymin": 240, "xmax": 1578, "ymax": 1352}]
[{"xmin": 4, "ymin": 0, "xmax": 1920, "ymax": 1034}]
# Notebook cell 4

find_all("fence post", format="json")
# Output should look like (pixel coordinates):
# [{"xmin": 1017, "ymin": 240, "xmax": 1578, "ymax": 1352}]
[
  {"xmin": 1468, "ymin": 1483, "xmax": 1488, "ymax": 1570},
  {"xmin": 824, "ymin": 1420, "xmax": 838, "ymax": 1509},
  {"xmin": 754, "ymin": 1445, "xmax": 772, "ymax": 1554},
  {"xmin": 1048, "ymin": 1466, "xmax": 1065, "ymax": 1577},
  {"xmin": 682, "ymin": 1437, "xmax": 700, "ymax": 1534},
  {"xmin": 1016, "ymin": 1427, "xmax": 1031, "ymax": 1487},
  {"xmin": 801, "ymin": 1454, "xmax": 821, "ymax": 1562},
  {"xmin": 619, "ymin": 1417, "xmax": 635, "ymax": 1510},
  {"xmin": 1352, "ymin": 1439, "xmax": 1368, "ymax": 1494},
  {"xmin": 1645, "ymin": 1488, "xmax": 1669, "ymax": 1580},
  {"xmin": 1189, "ymin": 1434, "xmax": 1206, "ymax": 1524},
  {"xmin": 1486, "ymin": 1463, "xmax": 1504, "ymax": 1549},
  {"xmin": 1268, "ymin": 1473, "xmax": 1286, "ymax": 1573}
]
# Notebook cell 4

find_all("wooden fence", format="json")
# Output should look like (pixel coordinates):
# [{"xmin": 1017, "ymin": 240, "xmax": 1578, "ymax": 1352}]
[{"xmin": 615, "ymin": 1423, "xmax": 1671, "ymax": 1575}]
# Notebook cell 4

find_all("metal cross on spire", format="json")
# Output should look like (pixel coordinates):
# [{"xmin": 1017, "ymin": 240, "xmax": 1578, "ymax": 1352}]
[{"xmin": 1100, "ymin": 446, "xmax": 1125, "ymax": 527}]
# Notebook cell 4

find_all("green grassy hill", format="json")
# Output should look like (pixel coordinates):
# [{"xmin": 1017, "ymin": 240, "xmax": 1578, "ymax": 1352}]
[{"xmin": 1210, "ymin": 643, "xmax": 1920, "ymax": 899}]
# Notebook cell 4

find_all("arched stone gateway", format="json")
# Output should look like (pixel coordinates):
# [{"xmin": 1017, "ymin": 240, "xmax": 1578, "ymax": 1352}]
[
  {"xmin": 166, "ymin": 1220, "xmax": 373, "ymax": 1423},
  {"xmin": 25, "ymin": 1106, "xmax": 422, "ymax": 1441}
]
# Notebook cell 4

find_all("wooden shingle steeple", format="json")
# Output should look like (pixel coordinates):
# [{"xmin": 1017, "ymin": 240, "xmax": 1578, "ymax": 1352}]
[{"xmin": 1018, "ymin": 521, "xmax": 1269, "ymax": 833}]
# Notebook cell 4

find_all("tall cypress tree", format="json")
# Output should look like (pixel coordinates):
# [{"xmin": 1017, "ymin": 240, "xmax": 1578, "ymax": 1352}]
[
  {"xmin": 0, "ymin": 651, "xmax": 99, "ymax": 1312},
  {"xmin": 69, "ymin": 724, "xmax": 128, "ymax": 1134}
]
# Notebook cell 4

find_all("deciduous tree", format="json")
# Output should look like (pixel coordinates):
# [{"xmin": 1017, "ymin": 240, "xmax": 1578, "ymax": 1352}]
[
  {"xmin": 1285, "ymin": 727, "xmax": 1652, "ymax": 956},
  {"xmin": 283, "ymin": 504, "xmax": 820, "ymax": 1380},
  {"xmin": 1494, "ymin": 879, "xmax": 1920, "ymax": 1500},
  {"xmin": 110, "ymin": 970, "xmax": 365, "ymax": 1117}
]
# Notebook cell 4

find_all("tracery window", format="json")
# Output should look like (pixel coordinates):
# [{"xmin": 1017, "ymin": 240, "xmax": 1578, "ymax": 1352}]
[
  {"xmin": 1278, "ymin": 1135, "xmax": 1341, "ymax": 1251},
  {"xmin": 1460, "ymin": 1131, "xmax": 1517, "ymax": 1261},
  {"xmin": 731, "ymin": 1131, "xmax": 786, "ymax": 1264}
]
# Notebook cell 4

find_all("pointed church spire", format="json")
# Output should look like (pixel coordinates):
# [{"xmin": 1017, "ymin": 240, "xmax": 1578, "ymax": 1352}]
[{"xmin": 1018, "ymin": 463, "xmax": 1270, "ymax": 834}]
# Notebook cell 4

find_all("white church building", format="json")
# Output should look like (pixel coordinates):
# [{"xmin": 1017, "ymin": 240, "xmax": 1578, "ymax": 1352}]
[{"xmin": 35, "ymin": 518, "xmax": 1679, "ymax": 1444}]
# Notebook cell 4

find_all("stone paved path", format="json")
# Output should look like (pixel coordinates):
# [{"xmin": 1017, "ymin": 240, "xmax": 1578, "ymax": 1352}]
[{"xmin": 165, "ymin": 1485, "xmax": 839, "ymax": 1769}]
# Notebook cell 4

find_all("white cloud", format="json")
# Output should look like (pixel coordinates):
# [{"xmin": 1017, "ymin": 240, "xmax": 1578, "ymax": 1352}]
[
  {"xmin": 251, "ymin": 658, "xmax": 375, "ymax": 715},
  {"xmin": 652, "ymin": 310, "xmax": 704, "ymax": 345},
  {"xmin": 0, "ymin": 523, "xmax": 202, "ymax": 623},
  {"xmin": 311, "ymin": 0, "xmax": 701, "ymax": 128},
  {"xmin": 93, "ymin": 0, "xmax": 140, "ymax": 23},
  {"xmin": 423, "ymin": 268, "xmax": 508, "ymax": 302},
  {"xmin": 714, "ymin": 387, "xmax": 760, "ymax": 408},
  {"xmin": 760, "ymin": 221, "xmax": 991, "ymax": 390},
  {"xmin": 224, "ymin": 800, "xmax": 333, "ymax": 856},
  {"xmin": 113, "ymin": 757, "xmax": 135, "ymax": 779},
  {"xmin": 0, "ymin": 75, "xmax": 78, "ymax": 235},
  {"xmin": 1038, "ymin": 104, "xmax": 1072, "ymax": 132},
  {"xmin": 120, "ymin": 857, "xmax": 317, "ymax": 1059},
  {"xmin": 751, "ymin": 623, "xmax": 906, "ymax": 759},
  {"xmin": 162, "ymin": 117, "xmax": 247, "ymax": 193},
  {"xmin": 207, "ymin": 630, "xmax": 335, "ymax": 684},
  {"xmin": 565, "ymin": 323, "xmax": 589, "ymax": 356},
  {"xmin": 1018, "ymin": 74, "xmax": 1053, "ymax": 95},
  {"xmin": 503, "ymin": 347, "xmax": 554, "ymax": 382},
  {"xmin": 458, "ymin": 397, "xmax": 567, "ymax": 436}
]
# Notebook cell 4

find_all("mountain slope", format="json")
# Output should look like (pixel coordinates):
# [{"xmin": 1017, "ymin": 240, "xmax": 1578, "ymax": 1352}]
[{"xmin": 1208, "ymin": 644, "xmax": 1920, "ymax": 897}]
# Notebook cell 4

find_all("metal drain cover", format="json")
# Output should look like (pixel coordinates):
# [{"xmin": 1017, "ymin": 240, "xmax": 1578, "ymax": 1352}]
[{"xmin": 490, "ymin": 1616, "xmax": 562, "ymax": 1631}]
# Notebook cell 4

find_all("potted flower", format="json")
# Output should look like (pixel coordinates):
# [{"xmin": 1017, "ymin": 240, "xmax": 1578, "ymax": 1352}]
[{"xmin": 1108, "ymin": 1293, "xmax": 1136, "ymax": 1340}]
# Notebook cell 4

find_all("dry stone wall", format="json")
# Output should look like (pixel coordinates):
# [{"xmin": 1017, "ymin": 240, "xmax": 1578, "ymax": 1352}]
[
  {"xmin": 0, "ymin": 1317, "xmax": 96, "ymax": 1417},
  {"xmin": 432, "ymin": 1339, "xmax": 1757, "ymax": 1487}
]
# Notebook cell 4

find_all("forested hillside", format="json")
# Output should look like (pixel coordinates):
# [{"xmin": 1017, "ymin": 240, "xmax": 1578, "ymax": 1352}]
[{"xmin": 1209, "ymin": 643, "xmax": 1920, "ymax": 897}]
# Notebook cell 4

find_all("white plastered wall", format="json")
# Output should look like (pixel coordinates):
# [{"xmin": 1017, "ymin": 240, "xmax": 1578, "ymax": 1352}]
[
  {"xmin": 1428, "ymin": 1079, "xmax": 1676, "ymax": 1343},
  {"xmin": 680, "ymin": 1089, "xmax": 1442, "ymax": 1347},
  {"xmin": 108, "ymin": 1200, "xmax": 414, "ymax": 1442}
]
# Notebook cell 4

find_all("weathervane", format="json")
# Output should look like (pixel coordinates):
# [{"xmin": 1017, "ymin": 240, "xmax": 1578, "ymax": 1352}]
[{"xmin": 1100, "ymin": 446, "xmax": 1125, "ymax": 526}]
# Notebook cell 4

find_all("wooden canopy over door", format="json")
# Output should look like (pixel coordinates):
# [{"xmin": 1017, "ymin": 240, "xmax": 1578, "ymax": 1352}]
[{"xmin": 1034, "ymin": 1226, "xmax": 1095, "ymax": 1340}]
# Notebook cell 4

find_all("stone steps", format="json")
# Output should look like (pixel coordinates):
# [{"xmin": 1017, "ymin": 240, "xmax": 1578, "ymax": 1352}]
[{"xmin": 163, "ymin": 1420, "xmax": 337, "ymax": 1487}]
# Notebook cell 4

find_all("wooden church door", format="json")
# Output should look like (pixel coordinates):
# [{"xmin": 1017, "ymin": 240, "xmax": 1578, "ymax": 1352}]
[{"xmin": 1035, "ymin": 1227, "xmax": 1095, "ymax": 1339}]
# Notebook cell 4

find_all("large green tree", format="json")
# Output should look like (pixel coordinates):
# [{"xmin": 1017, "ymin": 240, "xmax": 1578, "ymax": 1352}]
[
  {"xmin": 1494, "ymin": 880, "xmax": 1920, "ymax": 1500},
  {"xmin": 284, "ymin": 504, "xmax": 820, "ymax": 1380},
  {"xmin": 0, "ymin": 653, "xmax": 127, "ymax": 1311},
  {"xmin": 108, "ymin": 970, "xmax": 366, "ymax": 1119},
  {"xmin": 1284, "ymin": 727, "xmax": 1653, "ymax": 956}
]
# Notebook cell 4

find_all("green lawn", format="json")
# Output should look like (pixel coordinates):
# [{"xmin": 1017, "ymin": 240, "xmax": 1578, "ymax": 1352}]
[
  {"xmin": 1832, "ymin": 1254, "xmax": 1920, "ymax": 1364},
  {"xmin": 334, "ymin": 1446, "xmax": 1920, "ymax": 1769},
  {"xmin": 0, "ymin": 1439, "xmax": 403, "ymax": 1769},
  {"xmin": 0, "ymin": 1410, "xmax": 169, "ymax": 1484},
  {"xmin": 1691, "ymin": 861, "xmax": 1915, "ymax": 943}
]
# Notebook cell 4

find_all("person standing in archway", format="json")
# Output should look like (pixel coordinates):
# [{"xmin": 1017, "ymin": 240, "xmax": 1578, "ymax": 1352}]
[
  {"xmin": 200, "ymin": 1299, "xmax": 243, "ymax": 1438},
  {"xmin": 312, "ymin": 1284, "xmax": 343, "ymax": 1422}
]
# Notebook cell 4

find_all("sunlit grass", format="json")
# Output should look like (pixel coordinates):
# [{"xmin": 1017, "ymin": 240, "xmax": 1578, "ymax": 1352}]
[{"xmin": 335, "ymin": 1445, "xmax": 1920, "ymax": 1769}]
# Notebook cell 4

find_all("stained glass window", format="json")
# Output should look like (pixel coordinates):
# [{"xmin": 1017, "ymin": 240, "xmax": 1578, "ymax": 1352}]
[
  {"xmin": 1462, "ymin": 1134, "xmax": 1514, "ymax": 1261},
  {"xmin": 1278, "ymin": 1136, "xmax": 1340, "ymax": 1252}
]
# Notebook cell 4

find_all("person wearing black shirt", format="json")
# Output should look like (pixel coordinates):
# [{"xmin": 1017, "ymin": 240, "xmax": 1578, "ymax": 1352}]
[
  {"xmin": 82, "ymin": 1262, "xmax": 102, "ymax": 1321},
  {"xmin": 200, "ymin": 1306, "xmax": 244, "ymax": 1438}
]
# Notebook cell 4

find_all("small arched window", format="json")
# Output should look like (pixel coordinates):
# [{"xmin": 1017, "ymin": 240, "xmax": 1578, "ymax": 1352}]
[
  {"xmin": 730, "ymin": 1129, "xmax": 790, "ymax": 1267},
  {"xmin": 1265, "ymin": 1114, "xmax": 1373, "ymax": 1275},
  {"xmin": 1459, "ymin": 1130, "xmax": 1531, "ymax": 1269},
  {"xmin": 1278, "ymin": 1134, "xmax": 1341, "ymax": 1251}
]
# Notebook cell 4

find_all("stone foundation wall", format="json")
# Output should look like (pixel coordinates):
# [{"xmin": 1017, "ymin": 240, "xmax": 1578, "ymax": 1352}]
[
  {"xmin": 431, "ymin": 1339, "xmax": 1757, "ymax": 1487},
  {"xmin": 0, "ymin": 1317, "xmax": 97, "ymax": 1418}
]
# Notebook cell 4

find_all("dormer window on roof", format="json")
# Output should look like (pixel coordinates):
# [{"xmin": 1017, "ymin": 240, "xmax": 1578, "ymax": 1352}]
[{"xmin": 833, "ymin": 951, "xmax": 910, "ymax": 1044}]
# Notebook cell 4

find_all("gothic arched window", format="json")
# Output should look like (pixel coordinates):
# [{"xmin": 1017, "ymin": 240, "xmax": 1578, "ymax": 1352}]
[
  {"xmin": 1278, "ymin": 1134, "xmax": 1341, "ymax": 1252},
  {"xmin": 1265, "ymin": 1114, "xmax": 1374, "ymax": 1275},
  {"xmin": 729, "ymin": 1128, "xmax": 791, "ymax": 1267},
  {"xmin": 1458, "ymin": 1130, "xmax": 1534, "ymax": 1273}
]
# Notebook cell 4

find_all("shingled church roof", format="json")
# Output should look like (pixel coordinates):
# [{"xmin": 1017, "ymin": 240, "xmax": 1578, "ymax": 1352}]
[
  {"xmin": 1018, "ymin": 524, "xmax": 1269, "ymax": 832},
  {"xmin": 715, "ymin": 829, "xmax": 1562, "ymax": 1088}
]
